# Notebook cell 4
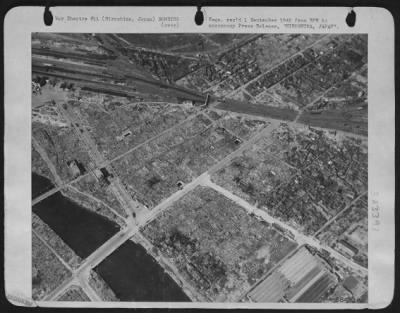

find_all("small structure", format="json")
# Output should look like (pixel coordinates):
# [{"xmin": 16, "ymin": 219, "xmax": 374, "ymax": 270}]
[
  {"xmin": 177, "ymin": 97, "xmax": 195, "ymax": 105},
  {"xmin": 337, "ymin": 239, "xmax": 359, "ymax": 258},
  {"xmin": 272, "ymin": 223, "xmax": 285, "ymax": 233},
  {"xmin": 94, "ymin": 168, "xmax": 104, "ymax": 180},
  {"xmin": 94, "ymin": 167, "xmax": 112, "ymax": 185},
  {"xmin": 234, "ymin": 138, "xmax": 242, "ymax": 145},
  {"xmin": 216, "ymin": 127, "xmax": 226, "ymax": 134},
  {"xmin": 116, "ymin": 129, "xmax": 132, "ymax": 141},
  {"xmin": 176, "ymin": 181, "xmax": 184, "ymax": 189},
  {"xmin": 100, "ymin": 167, "xmax": 112, "ymax": 179},
  {"xmin": 182, "ymin": 100, "xmax": 194, "ymax": 106},
  {"xmin": 67, "ymin": 160, "xmax": 84, "ymax": 178},
  {"xmin": 32, "ymin": 81, "xmax": 41, "ymax": 94},
  {"xmin": 204, "ymin": 94, "xmax": 211, "ymax": 107}
]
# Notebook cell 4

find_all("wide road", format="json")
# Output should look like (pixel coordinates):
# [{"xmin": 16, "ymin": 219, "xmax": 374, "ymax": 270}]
[
  {"xmin": 58, "ymin": 102, "xmax": 143, "ymax": 221},
  {"xmin": 32, "ymin": 187, "xmax": 61, "ymax": 206},
  {"xmin": 204, "ymin": 178, "xmax": 368, "ymax": 276},
  {"xmin": 75, "ymin": 226, "xmax": 139, "ymax": 275},
  {"xmin": 31, "ymin": 106, "xmax": 201, "ymax": 207},
  {"xmin": 44, "ymin": 225, "xmax": 139, "ymax": 301},
  {"xmin": 141, "ymin": 120, "xmax": 280, "ymax": 227},
  {"xmin": 32, "ymin": 170, "xmax": 93, "ymax": 206},
  {"xmin": 41, "ymin": 110, "xmax": 366, "ymax": 302},
  {"xmin": 40, "ymin": 101, "xmax": 366, "ymax": 302}
]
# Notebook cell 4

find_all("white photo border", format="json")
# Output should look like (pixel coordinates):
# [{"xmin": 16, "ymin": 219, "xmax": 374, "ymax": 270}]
[{"xmin": 4, "ymin": 6, "xmax": 395, "ymax": 309}]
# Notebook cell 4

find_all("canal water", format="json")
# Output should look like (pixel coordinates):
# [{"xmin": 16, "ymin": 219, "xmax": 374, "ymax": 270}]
[
  {"xmin": 95, "ymin": 240, "xmax": 191, "ymax": 302},
  {"xmin": 32, "ymin": 173, "xmax": 190, "ymax": 301},
  {"xmin": 33, "ymin": 187, "xmax": 120, "ymax": 259},
  {"xmin": 32, "ymin": 172, "xmax": 54, "ymax": 199}
]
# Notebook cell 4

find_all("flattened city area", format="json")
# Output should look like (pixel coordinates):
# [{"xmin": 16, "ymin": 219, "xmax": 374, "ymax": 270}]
[{"xmin": 31, "ymin": 33, "xmax": 368, "ymax": 303}]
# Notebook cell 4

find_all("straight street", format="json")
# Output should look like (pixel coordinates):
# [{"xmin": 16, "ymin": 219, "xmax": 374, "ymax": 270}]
[{"xmin": 204, "ymin": 177, "xmax": 367, "ymax": 276}]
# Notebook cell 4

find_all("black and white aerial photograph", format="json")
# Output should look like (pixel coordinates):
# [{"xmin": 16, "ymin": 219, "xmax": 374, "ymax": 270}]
[{"xmin": 31, "ymin": 33, "xmax": 368, "ymax": 303}]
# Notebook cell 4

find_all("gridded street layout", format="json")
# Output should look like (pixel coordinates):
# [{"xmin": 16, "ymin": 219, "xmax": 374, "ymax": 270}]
[{"xmin": 32, "ymin": 33, "xmax": 368, "ymax": 303}]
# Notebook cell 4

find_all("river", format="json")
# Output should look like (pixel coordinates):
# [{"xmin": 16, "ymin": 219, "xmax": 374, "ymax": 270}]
[
  {"xmin": 95, "ymin": 240, "xmax": 190, "ymax": 302},
  {"xmin": 32, "ymin": 172, "xmax": 54, "ymax": 199},
  {"xmin": 32, "ymin": 172, "xmax": 190, "ymax": 301}
]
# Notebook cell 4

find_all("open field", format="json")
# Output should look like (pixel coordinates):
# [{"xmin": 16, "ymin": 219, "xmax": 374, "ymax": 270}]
[
  {"xmin": 112, "ymin": 114, "xmax": 244, "ymax": 209},
  {"xmin": 69, "ymin": 100, "xmax": 195, "ymax": 160},
  {"xmin": 32, "ymin": 147, "xmax": 55, "ymax": 188},
  {"xmin": 33, "ymin": 213, "xmax": 82, "ymax": 269},
  {"xmin": 142, "ymin": 186, "xmax": 297, "ymax": 301},
  {"xmin": 32, "ymin": 233, "xmax": 72, "ymax": 300},
  {"xmin": 32, "ymin": 121, "xmax": 92, "ymax": 183},
  {"xmin": 71, "ymin": 173, "xmax": 128, "ymax": 219},
  {"xmin": 212, "ymin": 144, "xmax": 296, "ymax": 205}
]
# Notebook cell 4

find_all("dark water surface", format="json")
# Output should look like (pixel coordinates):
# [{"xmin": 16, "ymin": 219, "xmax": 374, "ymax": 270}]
[
  {"xmin": 95, "ymin": 240, "xmax": 191, "ymax": 302},
  {"xmin": 32, "ymin": 173, "xmax": 190, "ymax": 301},
  {"xmin": 32, "ymin": 172, "xmax": 54, "ymax": 199},
  {"xmin": 33, "ymin": 189, "xmax": 120, "ymax": 259}
]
